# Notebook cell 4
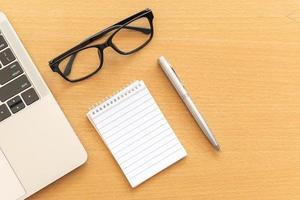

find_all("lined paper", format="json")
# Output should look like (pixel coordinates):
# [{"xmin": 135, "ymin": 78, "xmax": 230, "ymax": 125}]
[{"xmin": 87, "ymin": 80, "xmax": 187, "ymax": 188}]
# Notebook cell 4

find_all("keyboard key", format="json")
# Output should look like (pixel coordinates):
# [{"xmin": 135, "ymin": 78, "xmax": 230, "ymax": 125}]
[
  {"xmin": 0, "ymin": 104, "xmax": 11, "ymax": 122},
  {"xmin": 0, "ymin": 75, "xmax": 31, "ymax": 102},
  {"xmin": 21, "ymin": 88, "xmax": 39, "ymax": 106},
  {"xmin": 0, "ymin": 35, "xmax": 8, "ymax": 51},
  {"xmin": 7, "ymin": 95, "xmax": 25, "ymax": 114},
  {"xmin": 0, "ymin": 48, "xmax": 15, "ymax": 66},
  {"xmin": 0, "ymin": 61, "xmax": 23, "ymax": 85},
  {"xmin": 7, "ymin": 95, "xmax": 22, "ymax": 107}
]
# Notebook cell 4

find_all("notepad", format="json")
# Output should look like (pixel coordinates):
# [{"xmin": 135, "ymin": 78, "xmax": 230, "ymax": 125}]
[{"xmin": 87, "ymin": 80, "xmax": 187, "ymax": 188}]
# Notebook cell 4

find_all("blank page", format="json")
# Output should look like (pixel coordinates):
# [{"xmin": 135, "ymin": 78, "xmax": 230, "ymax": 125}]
[{"xmin": 87, "ymin": 80, "xmax": 187, "ymax": 188}]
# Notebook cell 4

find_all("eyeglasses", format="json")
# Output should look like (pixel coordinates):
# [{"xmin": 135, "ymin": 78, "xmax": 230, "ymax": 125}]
[{"xmin": 49, "ymin": 8, "xmax": 154, "ymax": 82}]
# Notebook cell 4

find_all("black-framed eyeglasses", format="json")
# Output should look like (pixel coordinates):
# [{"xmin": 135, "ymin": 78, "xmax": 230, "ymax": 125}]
[{"xmin": 48, "ymin": 8, "xmax": 154, "ymax": 82}]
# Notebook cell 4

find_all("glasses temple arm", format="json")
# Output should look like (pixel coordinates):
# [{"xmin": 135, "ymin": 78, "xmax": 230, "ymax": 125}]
[
  {"xmin": 63, "ymin": 53, "xmax": 77, "ymax": 76},
  {"xmin": 50, "ymin": 9, "xmax": 153, "ymax": 65},
  {"xmin": 62, "ymin": 25, "xmax": 150, "ymax": 76},
  {"xmin": 82, "ymin": 24, "xmax": 151, "ymax": 44},
  {"xmin": 122, "ymin": 26, "xmax": 151, "ymax": 34}
]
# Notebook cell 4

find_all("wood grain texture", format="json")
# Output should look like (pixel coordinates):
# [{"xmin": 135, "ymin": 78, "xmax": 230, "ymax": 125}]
[{"xmin": 2, "ymin": 0, "xmax": 300, "ymax": 199}]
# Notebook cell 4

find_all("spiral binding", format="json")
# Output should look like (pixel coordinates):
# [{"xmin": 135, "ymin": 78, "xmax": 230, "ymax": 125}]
[{"xmin": 89, "ymin": 80, "xmax": 143, "ymax": 116}]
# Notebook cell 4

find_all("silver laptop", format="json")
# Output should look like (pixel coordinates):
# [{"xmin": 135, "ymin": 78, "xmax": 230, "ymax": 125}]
[{"xmin": 0, "ymin": 12, "xmax": 87, "ymax": 200}]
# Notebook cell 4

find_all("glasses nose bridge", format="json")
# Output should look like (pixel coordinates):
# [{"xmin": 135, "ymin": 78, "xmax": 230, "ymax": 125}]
[{"xmin": 98, "ymin": 42, "xmax": 110, "ymax": 51}]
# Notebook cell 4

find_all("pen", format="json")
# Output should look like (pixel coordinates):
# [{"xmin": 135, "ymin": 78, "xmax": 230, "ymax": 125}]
[{"xmin": 158, "ymin": 56, "xmax": 220, "ymax": 151}]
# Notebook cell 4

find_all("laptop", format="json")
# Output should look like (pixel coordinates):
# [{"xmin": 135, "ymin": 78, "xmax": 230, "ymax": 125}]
[{"xmin": 0, "ymin": 12, "xmax": 87, "ymax": 200}]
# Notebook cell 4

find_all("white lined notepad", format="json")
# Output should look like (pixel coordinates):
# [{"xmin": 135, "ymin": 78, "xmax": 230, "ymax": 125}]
[{"xmin": 87, "ymin": 80, "xmax": 187, "ymax": 188}]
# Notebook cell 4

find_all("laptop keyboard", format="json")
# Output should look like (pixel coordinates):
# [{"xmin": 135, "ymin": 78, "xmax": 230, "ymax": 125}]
[{"xmin": 0, "ymin": 34, "xmax": 39, "ymax": 122}]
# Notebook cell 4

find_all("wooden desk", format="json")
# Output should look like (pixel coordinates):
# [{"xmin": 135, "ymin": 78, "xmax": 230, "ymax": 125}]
[{"xmin": 2, "ymin": 0, "xmax": 300, "ymax": 199}]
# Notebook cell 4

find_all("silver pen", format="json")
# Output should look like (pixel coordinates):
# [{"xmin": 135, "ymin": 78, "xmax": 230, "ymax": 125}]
[{"xmin": 158, "ymin": 56, "xmax": 220, "ymax": 151}]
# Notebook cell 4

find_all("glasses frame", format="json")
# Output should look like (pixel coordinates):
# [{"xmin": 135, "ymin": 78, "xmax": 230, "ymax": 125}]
[{"xmin": 48, "ymin": 8, "xmax": 154, "ymax": 82}]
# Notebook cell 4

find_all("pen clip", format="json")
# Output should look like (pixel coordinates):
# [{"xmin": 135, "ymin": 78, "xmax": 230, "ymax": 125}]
[{"xmin": 171, "ymin": 67, "xmax": 184, "ymax": 85}]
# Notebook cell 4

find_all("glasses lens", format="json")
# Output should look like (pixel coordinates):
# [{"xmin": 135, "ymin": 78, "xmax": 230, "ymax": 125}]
[
  {"xmin": 58, "ymin": 47, "xmax": 101, "ymax": 81},
  {"xmin": 112, "ymin": 17, "xmax": 152, "ymax": 53}
]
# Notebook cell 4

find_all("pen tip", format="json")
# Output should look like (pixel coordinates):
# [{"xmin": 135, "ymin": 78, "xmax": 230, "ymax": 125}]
[{"xmin": 214, "ymin": 144, "xmax": 221, "ymax": 151}]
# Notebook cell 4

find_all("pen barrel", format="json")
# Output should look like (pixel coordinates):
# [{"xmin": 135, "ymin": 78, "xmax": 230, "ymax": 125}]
[
  {"xmin": 182, "ymin": 96, "xmax": 219, "ymax": 147},
  {"xmin": 158, "ymin": 56, "xmax": 220, "ymax": 150},
  {"xmin": 158, "ymin": 56, "xmax": 188, "ymax": 98}
]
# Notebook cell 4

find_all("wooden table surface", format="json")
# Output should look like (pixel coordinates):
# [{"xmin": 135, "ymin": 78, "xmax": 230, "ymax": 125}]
[{"xmin": 2, "ymin": 0, "xmax": 300, "ymax": 199}]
